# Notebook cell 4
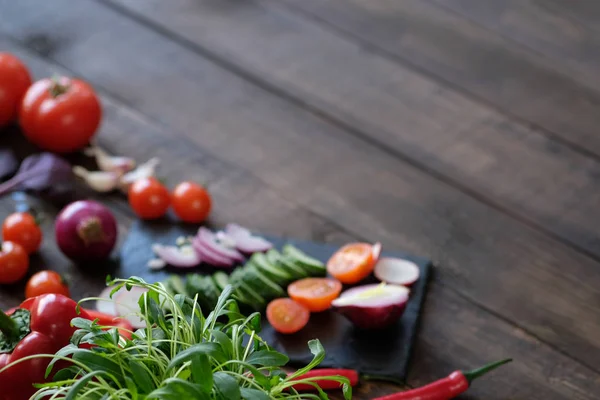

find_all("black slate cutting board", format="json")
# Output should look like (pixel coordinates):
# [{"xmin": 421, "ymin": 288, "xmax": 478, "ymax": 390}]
[{"xmin": 119, "ymin": 221, "xmax": 431, "ymax": 381}]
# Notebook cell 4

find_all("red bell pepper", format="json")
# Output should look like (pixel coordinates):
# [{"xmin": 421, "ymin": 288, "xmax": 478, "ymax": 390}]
[{"xmin": 0, "ymin": 294, "xmax": 87, "ymax": 400}]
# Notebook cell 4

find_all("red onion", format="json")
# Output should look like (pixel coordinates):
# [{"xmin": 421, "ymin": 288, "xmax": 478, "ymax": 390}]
[
  {"xmin": 152, "ymin": 244, "xmax": 201, "ymax": 268},
  {"xmin": 224, "ymin": 223, "xmax": 273, "ymax": 253},
  {"xmin": 197, "ymin": 227, "xmax": 244, "ymax": 262},
  {"xmin": 55, "ymin": 200, "xmax": 118, "ymax": 261},
  {"xmin": 191, "ymin": 236, "xmax": 235, "ymax": 267}
]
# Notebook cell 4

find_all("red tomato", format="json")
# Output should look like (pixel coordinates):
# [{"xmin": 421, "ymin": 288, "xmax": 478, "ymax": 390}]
[
  {"xmin": 19, "ymin": 77, "xmax": 101, "ymax": 153},
  {"xmin": 0, "ymin": 241, "xmax": 29, "ymax": 284},
  {"xmin": 266, "ymin": 298, "xmax": 310, "ymax": 334},
  {"xmin": 128, "ymin": 177, "xmax": 171, "ymax": 219},
  {"xmin": 25, "ymin": 270, "xmax": 70, "ymax": 299},
  {"xmin": 171, "ymin": 181, "xmax": 212, "ymax": 223},
  {"xmin": 0, "ymin": 53, "xmax": 32, "ymax": 127},
  {"xmin": 327, "ymin": 243, "xmax": 377, "ymax": 284},
  {"xmin": 2, "ymin": 212, "xmax": 42, "ymax": 254},
  {"xmin": 287, "ymin": 278, "xmax": 342, "ymax": 312}
]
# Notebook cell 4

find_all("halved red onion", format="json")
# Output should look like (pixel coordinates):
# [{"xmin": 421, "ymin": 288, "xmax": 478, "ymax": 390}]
[
  {"xmin": 332, "ymin": 284, "xmax": 410, "ymax": 329},
  {"xmin": 197, "ymin": 227, "xmax": 245, "ymax": 262},
  {"xmin": 115, "ymin": 287, "xmax": 149, "ymax": 329},
  {"xmin": 152, "ymin": 244, "xmax": 201, "ymax": 268},
  {"xmin": 224, "ymin": 223, "xmax": 273, "ymax": 253},
  {"xmin": 374, "ymin": 257, "xmax": 420, "ymax": 287},
  {"xmin": 96, "ymin": 285, "xmax": 120, "ymax": 316},
  {"xmin": 192, "ymin": 236, "xmax": 235, "ymax": 268}
]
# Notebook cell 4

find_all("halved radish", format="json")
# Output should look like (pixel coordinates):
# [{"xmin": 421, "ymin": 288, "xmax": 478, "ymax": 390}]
[
  {"xmin": 331, "ymin": 284, "xmax": 409, "ymax": 329},
  {"xmin": 96, "ymin": 285, "xmax": 120, "ymax": 316},
  {"xmin": 374, "ymin": 257, "xmax": 420, "ymax": 287},
  {"xmin": 115, "ymin": 287, "xmax": 148, "ymax": 329},
  {"xmin": 152, "ymin": 244, "xmax": 201, "ymax": 268}
]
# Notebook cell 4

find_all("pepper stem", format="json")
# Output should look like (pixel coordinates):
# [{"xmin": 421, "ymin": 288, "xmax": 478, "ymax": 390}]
[
  {"xmin": 0, "ymin": 310, "xmax": 18, "ymax": 339},
  {"xmin": 463, "ymin": 358, "xmax": 512, "ymax": 385}
]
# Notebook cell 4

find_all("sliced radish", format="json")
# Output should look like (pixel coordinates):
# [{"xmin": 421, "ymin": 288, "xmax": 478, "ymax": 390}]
[
  {"xmin": 197, "ymin": 227, "xmax": 245, "ymax": 262},
  {"xmin": 192, "ymin": 237, "xmax": 235, "ymax": 268},
  {"xmin": 115, "ymin": 287, "xmax": 148, "ymax": 329},
  {"xmin": 224, "ymin": 223, "xmax": 273, "ymax": 253},
  {"xmin": 332, "ymin": 284, "xmax": 410, "ymax": 329},
  {"xmin": 372, "ymin": 242, "xmax": 382, "ymax": 261},
  {"xmin": 152, "ymin": 244, "xmax": 201, "ymax": 268},
  {"xmin": 96, "ymin": 285, "xmax": 120, "ymax": 316},
  {"xmin": 374, "ymin": 257, "xmax": 420, "ymax": 287}
]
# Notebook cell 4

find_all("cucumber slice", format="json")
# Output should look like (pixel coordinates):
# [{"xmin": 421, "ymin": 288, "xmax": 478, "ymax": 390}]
[
  {"xmin": 199, "ymin": 276, "xmax": 220, "ymax": 310},
  {"xmin": 278, "ymin": 255, "xmax": 309, "ymax": 280},
  {"xmin": 265, "ymin": 249, "xmax": 281, "ymax": 266},
  {"xmin": 250, "ymin": 252, "xmax": 291, "ymax": 285},
  {"xmin": 243, "ymin": 264, "xmax": 285, "ymax": 300},
  {"xmin": 185, "ymin": 274, "xmax": 213, "ymax": 312},
  {"xmin": 164, "ymin": 275, "xmax": 187, "ymax": 297},
  {"xmin": 212, "ymin": 271, "xmax": 229, "ymax": 292},
  {"xmin": 283, "ymin": 244, "xmax": 326, "ymax": 276},
  {"xmin": 236, "ymin": 280, "xmax": 266, "ymax": 310}
]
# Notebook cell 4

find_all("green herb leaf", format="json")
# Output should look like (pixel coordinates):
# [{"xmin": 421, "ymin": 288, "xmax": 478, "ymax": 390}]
[
  {"xmin": 70, "ymin": 317, "xmax": 93, "ymax": 330},
  {"xmin": 128, "ymin": 359, "xmax": 155, "ymax": 394},
  {"xmin": 147, "ymin": 378, "xmax": 210, "ymax": 400},
  {"xmin": 125, "ymin": 376, "xmax": 139, "ymax": 398},
  {"xmin": 213, "ymin": 371, "xmax": 241, "ymax": 400},
  {"xmin": 166, "ymin": 342, "xmax": 222, "ymax": 372},
  {"xmin": 65, "ymin": 371, "xmax": 110, "ymax": 400},
  {"xmin": 45, "ymin": 344, "xmax": 80, "ymax": 378},
  {"xmin": 191, "ymin": 354, "xmax": 212, "ymax": 392},
  {"xmin": 52, "ymin": 366, "xmax": 81, "ymax": 382},
  {"xmin": 210, "ymin": 329, "xmax": 233, "ymax": 359},
  {"xmin": 246, "ymin": 350, "xmax": 289, "ymax": 367},
  {"xmin": 240, "ymin": 388, "xmax": 271, "ymax": 400},
  {"xmin": 343, "ymin": 382, "xmax": 352, "ymax": 400},
  {"xmin": 72, "ymin": 350, "xmax": 124, "ymax": 385}
]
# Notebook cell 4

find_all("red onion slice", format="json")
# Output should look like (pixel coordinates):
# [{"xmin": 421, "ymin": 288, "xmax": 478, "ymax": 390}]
[
  {"xmin": 197, "ymin": 227, "xmax": 245, "ymax": 262},
  {"xmin": 115, "ymin": 287, "xmax": 149, "ymax": 329},
  {"xmin": 224, "ymin": 223, "xmax": 273, "ymax": 253},
  {"xmin": 192, "ymin": 236, "xmax": 235, "ymax": 267},
  {"xmin": 374, "ymin": 257, "xmax": 420, "ymax": 287},
  {"xmin": 152, "ymin": 244, "xmax": 201, "ymax": 268}
]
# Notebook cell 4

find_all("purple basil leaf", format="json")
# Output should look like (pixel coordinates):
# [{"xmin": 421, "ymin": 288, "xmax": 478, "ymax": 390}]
[
  {"xmin": 0, "ymin": 149, "xmax": 18, "ymax": 180},
  {"xmin": 0, "ymin": 153, "xmax": 74, "ymax": 196}
]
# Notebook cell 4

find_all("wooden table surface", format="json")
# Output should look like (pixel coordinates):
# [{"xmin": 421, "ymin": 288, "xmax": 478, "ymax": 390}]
[{"xmin": 1, "ymin": 1, "xmax": 600, "ymax": 398}]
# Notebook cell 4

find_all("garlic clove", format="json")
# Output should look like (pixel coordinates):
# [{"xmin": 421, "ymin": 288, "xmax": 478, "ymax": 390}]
[
  {"xmin": 119, "ymin": 158, "xmax": 160, "ymax": 192},
  {"xmin": 85, "ymin": 145, "xmax": 136, "ymax": 174},
  {"xmin": 73, "ymin": 166, "xmax": 120, "ymax": 193}
]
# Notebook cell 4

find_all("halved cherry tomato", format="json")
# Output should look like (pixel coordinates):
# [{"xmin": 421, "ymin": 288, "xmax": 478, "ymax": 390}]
[
  {"xmin": 287, "ymin": 278, "xmax": 342, "ymax": 312},
  {"xmin": 266, "ymin": 298, "xmax": 310, "ymax": 334},
  {"xmin": 171, "ymin": 181, "xmax": 212, "ymax": 223},
  {"xmin": 20, "ymin": 76, "xmax": 101, "ymax": 153},
  {"xmin": 0, "ymin": 53, "xmax": 32, "ymax": 127},
  {"xmin": 0, "ymin": 241, "xmax": 29, "ymax": 284},
  {"xmin": 327, "ymin": 243, "xmax": 377, "ymax": 284},
  {"xmin": 2, "ymin": 212, "xmax": 42, "ymax": 254},
  {"xmin": 25, "ymin": 270, "xmax": 70, "ymax": 298},
  {"xmin": 128, "ymin": 177, "xmax": 171, "ymax": 219}
]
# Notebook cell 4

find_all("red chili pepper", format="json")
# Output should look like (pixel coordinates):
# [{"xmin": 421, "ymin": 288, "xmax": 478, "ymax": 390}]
[
  {"xmin": 371, "ymin": 359, "xmax": 512, "ymax": 400},
  {"xmin": 0, "ymin": 294, "xmax": 90, "ymax": 400},
  {"xmin": 289, "ymin": 368, "xmax": 360, "ymax": 391},
  {"xmin": 82, "ymin": 309, "xmax": 134, "ymax": 340}
]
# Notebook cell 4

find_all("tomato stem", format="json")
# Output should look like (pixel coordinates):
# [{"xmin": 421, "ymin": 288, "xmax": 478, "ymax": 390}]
[{"xmin": 49, "ymin": 75, "xmax": 69, "ymax": 98}]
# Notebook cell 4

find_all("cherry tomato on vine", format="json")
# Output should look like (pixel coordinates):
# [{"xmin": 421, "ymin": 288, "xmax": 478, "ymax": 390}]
[
  {"xmin": 287, "ymin": 278, "xmax": 342, "ymax": 312},
  {"xmin": 171, "ymin": 181, "xmax": 212, "ymax": 223},
  {"xmin": 128, "ymin": 177, "xmax": 171, "ymax": 219},
  {"xmin": 0, "ymin": 53, "xmax": 32, "ymax": 127},
  {"xmin": 19, "ymin": 76, "xmax": 101, "ymax": 153},
  {"xmin": 0, "ymin": 241, "xmax": 29, "ymax": 284},
  {"xmin": 266, "ymin": 298, "xmax": 310, "ymax": 334},
  {"xmin": 2, "ymin": 212, "xmax": 42, "ymax": 254},
  {"xmin": 25, "ymin": 270, "xmax": 70, "ymax": 298}
]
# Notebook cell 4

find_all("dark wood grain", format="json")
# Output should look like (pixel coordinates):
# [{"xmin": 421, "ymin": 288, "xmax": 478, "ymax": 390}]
[
  {"xmin": 6, "ymin": 41, "xmax": 596, "ymax": 400},
  {"xmin": 2, "ymin": 1, "xmax": 600, "ymax": 374},
  {"xmin": 255, "ymin": 0, "xmax": 600, "ymax": 159},
  {"xmin": 77, "ymin": 0, "xmax": 600, "ymax": 261},
  {"xmin": 539, "ymin": 0, "xmax": 600, "ymax": 31}
]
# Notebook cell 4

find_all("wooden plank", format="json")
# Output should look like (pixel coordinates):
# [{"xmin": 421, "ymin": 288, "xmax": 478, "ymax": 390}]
[
  {"xmin": 250, "ymin": 0, "xmax": 600, "ymax": 158},
  {"xmin": 3, "ymin": 39, "xmax": 600, "ymax": 400},
  {"xmin": 3, "ymin": 0, "xmax": 600, "ymax": 371},
  {"xmin": 430, "ymin": 0, "xmax": 600, "ymax": 93},
  {"xmin": 62, "ymin": 0, "xmax": 600, "ymax": 260},
  {"xmin": 539, "ymin": 0, "xmax": 600, "ymax": 31}
]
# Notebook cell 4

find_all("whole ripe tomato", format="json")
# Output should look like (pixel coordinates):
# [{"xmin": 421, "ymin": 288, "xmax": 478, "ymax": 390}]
[
  {"xmin": 0, "ymin": 53, "xmax": 32, "ymax": 127},
  {"xmin": 128, "ymin": 177, "xmax": 171, "ymax": 219},
  {"xmin": 0, "ymin": 241, "xmax": 29, "ymax": 284},
  {"xmin": 25, "ymin": 270, "xmax": 70, "ymax": 298},
  {"xmin": 19, "ymin": 77, "xmax": 101, "ymax": 153},
  {"xmin": 2, "ymin": 212, "xmax": 42, "ymax": 254},
  {"xmin": 171, "ymin": 181, "xmax": 212, "ymax": 223}
]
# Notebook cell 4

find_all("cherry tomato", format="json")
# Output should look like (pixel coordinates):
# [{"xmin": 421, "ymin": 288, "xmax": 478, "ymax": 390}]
[
  {"xmin": 0, "ymin": 241, "xmax": 29, "ymax": 284},
  {"xmin": 171, "ymin": 181, "xmax": 212, "ymax": 223},
  {"xmin": 287, "ymin": 278, "xmax": 342, "ymax": 312},
  {"xmin": 19, "ymin": 77, "xmax": 101, "ymax": 153},
  {"xmin": 327, "ymin": 243, "xmax": 377, "ymax": 284},
  {"xmin": 0, "ymin": 53, "xmax": 32, "ymax": 127},
  {"xmin": 128, "ymin": 177, "xmax": 171, "ymax": 219},
  {"xmin": 25, "ymin": 270, "xmax": 70, "ymax": 299},
  {"xmin": 266, "ymin": 298, "xmax": 310, "ymax": 334},
  {"xmin": 2, "ymin": 212, "xmax": 42, "ymax": 254}
]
